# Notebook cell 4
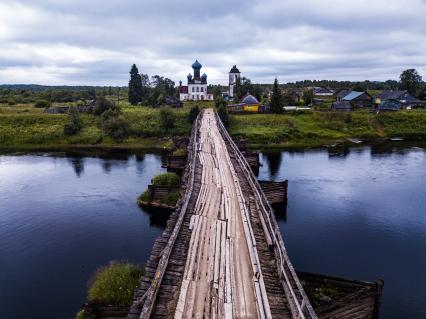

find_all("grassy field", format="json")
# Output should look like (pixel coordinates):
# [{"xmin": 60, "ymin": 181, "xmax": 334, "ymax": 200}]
[
  {"xmin": 229, "ymin": 110, "xmax": 426, "ymax": 148},
  {"xmin": 1, "ymin": 101, "xmax": 425, "ymax": 150},
  {"xmin": 0, "ymin": 102, "xmax": 195, "ymax": 150}
]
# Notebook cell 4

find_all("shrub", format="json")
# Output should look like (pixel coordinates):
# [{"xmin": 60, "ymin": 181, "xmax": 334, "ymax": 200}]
[
  {"xmin": 217, "ymin": 105, "xmax": 229, "ymax": 126},
  {"xmin": 101, "ymin": 103, "xmax": 122, "ymax": 120},
  {"xmin": 93, "ymin": 96, "xmax": 114, "ymax": 115},
  {"xmin": 8, "ymin": 99, "xmax": 16, "ymax": 106},
  {"xmin": 159, "ymin": 107, "xmax": 175, "ymax": 130},
  {"xmin": 63, "ymin": 106, "xmax": 83, "ymax": 136},
  {"xmin": 188, "ymin": 104, "xmax": 200, "ymax": 123},
  {"xmin": 152, "ymin": 172, "xmax": 180, "ymax": 186},
  {"xmin": 88, "ymin": 261, "xmax": 143, "ymax": 305},
  {"xmin": 34, "ymin": 100, "xmax": 50, "ymax": 108},
  {"xmin": 103, "ymin": 116, "xmax": 130, "ymax": 141},
  {"xmin": 172, "ymin": 148, "xmax": 187, "ymax": 157}
]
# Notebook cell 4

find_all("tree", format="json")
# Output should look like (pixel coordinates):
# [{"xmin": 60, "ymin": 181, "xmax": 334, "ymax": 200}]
[
  {"xmin": 302, "ymin": 89, "xmax": 314, "ymax": 106},
  {"xmin": 217, "ymin": 105, "xmax": 230, "ymax": 127},
  {"xmin": 399, "ymin": 69, "xmax": 422, "ymax": 95},
  {"xmin": 188, "ymin": 104, "xmax": 200, "ymax": 123},
  {"xmin": 270, "ymin": 78, "xmax": 283, "ymax": 114},
  {"xmin": 93, "ymin": 96, "xmax": 114, "ymax": 115},
  {"xmin": 128, "ymin": 64, "xmax": 143, "ymax": 105},
  {"xmin": 63, "ymin": 106, "xmax": 83, "ymax": 136}
]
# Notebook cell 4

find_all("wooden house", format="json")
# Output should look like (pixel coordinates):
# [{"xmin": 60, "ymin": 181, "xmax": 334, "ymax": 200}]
[
  {"xmin": 342, "ymin": 91, "xmax": 373, "ymax": 109},
  {"xmin": 227, "ymin": 93, "xmax": 260, "ymax": 113}
]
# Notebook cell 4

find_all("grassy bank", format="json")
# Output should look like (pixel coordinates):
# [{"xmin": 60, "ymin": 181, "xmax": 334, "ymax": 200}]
[
  {"xmin": 0, "ymin": 103, "xmax": 192, "ymax": 150},
  {"xmin": 138, "ymin": 172, "xmax": 181, "ymax": 208},
  {"xmin": 76, "ymin": 261, "xmax": 143, "ymax": 319},
  {"xmin": 228, "ymin": 110, "xmax": 426, "ymax": 148}
]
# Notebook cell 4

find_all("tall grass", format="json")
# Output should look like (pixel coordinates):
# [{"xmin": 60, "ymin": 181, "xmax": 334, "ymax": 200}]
[{"xmin": 88, "ymin": 261, "xmax": 143, "ymax": 305}]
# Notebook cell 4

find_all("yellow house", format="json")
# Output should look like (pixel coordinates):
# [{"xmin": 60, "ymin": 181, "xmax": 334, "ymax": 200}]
[{"xmin": 228, "ymin": 93, "xmax": 260, "ymax": 113}]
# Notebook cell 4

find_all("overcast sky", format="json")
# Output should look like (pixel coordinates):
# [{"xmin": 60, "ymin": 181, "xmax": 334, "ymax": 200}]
[{"xmin": 0, "ymin": 0, "xmax": 426, "ymax": 86}]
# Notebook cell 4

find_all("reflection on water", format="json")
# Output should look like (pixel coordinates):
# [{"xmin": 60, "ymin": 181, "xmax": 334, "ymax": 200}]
[
  {"xmin": 0, "ymin": 150, "xmax": 168, "ymax": 319},
  {"xmin": 259, "ymin": 142, "xmax": 426, "ymax": 319}
]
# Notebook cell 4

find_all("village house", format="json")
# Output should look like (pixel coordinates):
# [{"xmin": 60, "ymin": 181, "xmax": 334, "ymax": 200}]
[
  {"xmin": 377, "ymin": 90, "xmax": 423, "ymax": 110},
  {"xmin": 227, "ymin": 93, "xmax": 260, "ymax": 113},
  {"xmin": 313, "ymin": 87, "xmax": 334, "ymax": 96},
  {"xmin": 179, "ymin": 60, "xmax": 214, "ymax": 101},
  {"xmin": 343, "ymin": 91, "xmax": 372, "ymax": 108},
  {"xmin": 334, "ymin": 89, "xmax": 351, "ymax": 102}
]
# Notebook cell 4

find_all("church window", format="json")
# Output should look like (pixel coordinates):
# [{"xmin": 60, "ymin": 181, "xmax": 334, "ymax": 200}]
[
  {"xmin": 201, "ymin": 87, "xmax": 204, "ymax": 92},
  {"xmin": 196, "ymin": 87, "xmax": 199, "ymax": 92},
  {"xmin": 192, "ymin": 87, "xmax": 194, "ymax": 92}
]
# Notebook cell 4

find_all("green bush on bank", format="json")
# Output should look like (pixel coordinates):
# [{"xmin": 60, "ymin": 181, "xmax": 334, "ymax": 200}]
[
  {"xmin": 152, "ymin": 172, "xmax": 180, "ymax": 186},
  {"xmin": 88, "ymin": 261, "xmax": 143, "ymax": 305}
]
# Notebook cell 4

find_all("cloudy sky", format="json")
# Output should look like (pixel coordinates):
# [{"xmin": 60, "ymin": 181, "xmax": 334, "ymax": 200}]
[{"xmin": 1, "ymin": 0, "xmax": 426, "ymax": 85}]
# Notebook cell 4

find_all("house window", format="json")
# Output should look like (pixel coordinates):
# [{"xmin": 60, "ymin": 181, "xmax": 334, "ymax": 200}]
[
  {"xmin": 201, "ymin": 87, "xmax": 204, "ymax": 92},
  {"xmin": 192, "ymin": 95, "xmax": 195, "ymax": 99},
  {"xmin": 196, "ymin": 87, "xmax": 199, "ymax": 92},
  {"xmin": 196, "ymin": 95, "xmax": 199, "ymax": 100}
]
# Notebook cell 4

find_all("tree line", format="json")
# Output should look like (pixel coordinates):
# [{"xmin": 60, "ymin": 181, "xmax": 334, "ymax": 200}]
[{"xmin": 128, "ymin": 64, "xmax": 177, "ymax": 107}]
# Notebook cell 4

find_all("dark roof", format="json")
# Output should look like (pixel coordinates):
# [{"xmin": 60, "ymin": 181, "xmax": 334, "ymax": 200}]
[
  {"xmin": 179, "ymin": 86, "xmax": 188, "ymax": 94},
  {"xmin": 241, "ymin": 93, "xmax": 259, "ymax": 104},
  {"xmin": 230, "ymin": 65, "xmax": 240, "ymax": 73},
  {"xmin": 201, "ymin": 73, "xmax": 207, "ymax": 79},
  {"xmin": 335, "ymin": 89, "xmax": 350, "ymax": 98},
  {"xmin": 313, "ymin": 87, "xmax": 333, "ymax": 94},
  {"xmin": 378, "ymin": 90, "xmax": 406, "ymax": 100},
  {"xmin": 332, "ymin": 101, "xmax": 351, "ymax": 110},
  {"xmin": 192, "ymin": 60, "xmax": 202, "ymax": 69},
  {"xmin": 379, "ymin": 90, "xmax": 422, "ymax": 104}
]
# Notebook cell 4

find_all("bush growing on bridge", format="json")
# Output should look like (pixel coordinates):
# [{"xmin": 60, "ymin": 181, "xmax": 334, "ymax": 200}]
[
  {"xmin": 88, "ymin": 261, "xmax": 143, "ymax": 305},
  {"xmin": 152, "ymin": 172, "xmax": 180, "ymax": 186}
]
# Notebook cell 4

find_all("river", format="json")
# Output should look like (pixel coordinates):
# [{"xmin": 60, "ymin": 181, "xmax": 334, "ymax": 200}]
[{"xmin": 0, "ymin": 143, "xmax": 425, "ymax": 318}]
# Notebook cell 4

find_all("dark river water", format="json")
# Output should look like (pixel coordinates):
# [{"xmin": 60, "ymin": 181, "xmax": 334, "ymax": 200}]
[{"xmin": 0, "ymin": 143, "xmax": 425, "ymax": 319}]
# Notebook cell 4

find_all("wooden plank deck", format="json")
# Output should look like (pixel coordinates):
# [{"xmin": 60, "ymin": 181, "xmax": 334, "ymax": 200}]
[{"xmin": 129, "ymin": 109, "xmax": 318, "ymax": 319}]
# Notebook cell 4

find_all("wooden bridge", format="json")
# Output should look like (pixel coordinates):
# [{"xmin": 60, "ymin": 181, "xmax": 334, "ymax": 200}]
[{"xmin": 128, "ymin": 108, "xmax": 318, "ymax": 319}]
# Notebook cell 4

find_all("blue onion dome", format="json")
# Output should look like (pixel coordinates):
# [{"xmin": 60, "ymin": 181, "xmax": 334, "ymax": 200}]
[
  {"xmin": 187, "ymin": 73, "xmax": 192, "ymax": 79},
  {"xmin": 192, "ymin": 60, "xmax": 202, "ymax": 69},
  {"xmin": 201, "ymin": 73, "xmax": 207, "ymax": 79},
  {"xmin": 242, "ymin": 93, "xmax": 259, "ymax": 104}
]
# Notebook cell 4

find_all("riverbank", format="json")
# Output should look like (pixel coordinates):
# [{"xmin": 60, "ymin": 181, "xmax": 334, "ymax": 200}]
[
  {"xmin": 228, "ymin": 110, "xmax": 426, "ymax": 149},
  {"xmin": 0, "ymin": 104, "xmax": 191, "ymax": 150},
  {"xmin": 2, "ymin": 103, "xmax": 425, "ymax": 151}
]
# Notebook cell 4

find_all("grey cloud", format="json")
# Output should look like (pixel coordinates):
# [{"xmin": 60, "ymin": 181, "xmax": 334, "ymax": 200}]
[{"xmin": 0, "ymin": 0, "xmax": 425, "ymax": 85}]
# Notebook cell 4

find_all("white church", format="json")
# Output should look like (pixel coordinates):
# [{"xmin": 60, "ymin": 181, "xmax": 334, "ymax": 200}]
[{"xmin": 179, "ymin": 60, "xmax": 214, "ymax": 101}]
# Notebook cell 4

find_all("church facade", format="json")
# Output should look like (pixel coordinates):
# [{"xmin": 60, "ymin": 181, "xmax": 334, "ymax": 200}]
[{"xmin": 179, "ymin": 60, "xmax": 214, "ymax": 101}]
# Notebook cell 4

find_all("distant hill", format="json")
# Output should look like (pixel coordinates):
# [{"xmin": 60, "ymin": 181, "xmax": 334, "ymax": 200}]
[{"xmin": 0, "ymin": 84, "xmax": 126, "ymax": 91}]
